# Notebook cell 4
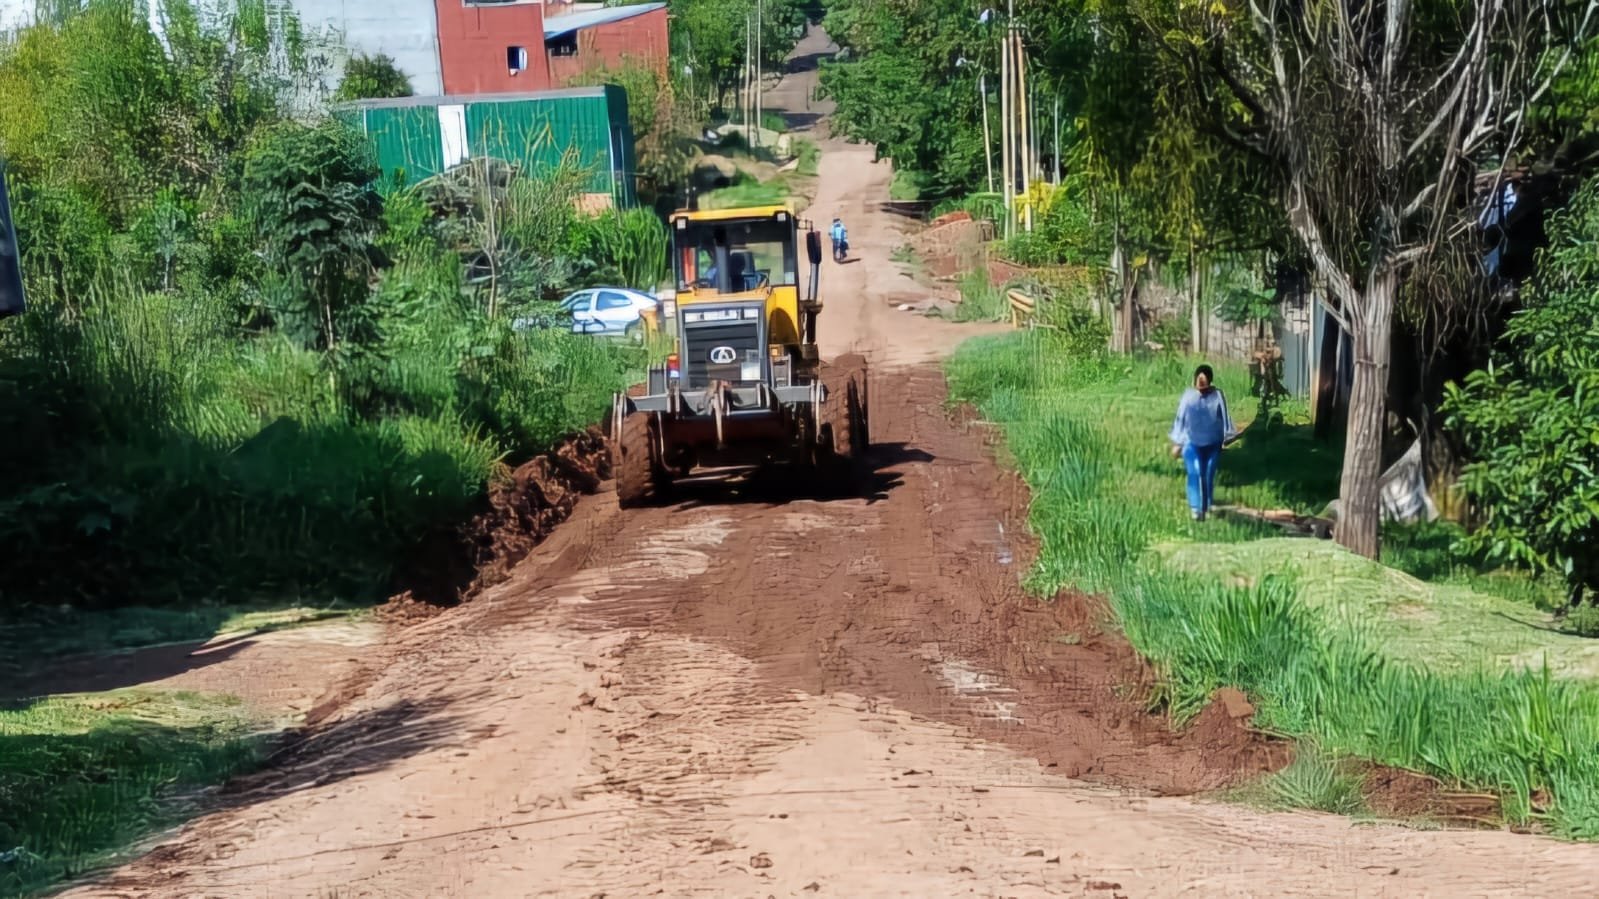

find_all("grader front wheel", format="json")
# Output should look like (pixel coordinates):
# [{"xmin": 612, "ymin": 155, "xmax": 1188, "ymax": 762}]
[{"xmin": 614, "ymin": 412, "xmax": 655, "ymax": 509}]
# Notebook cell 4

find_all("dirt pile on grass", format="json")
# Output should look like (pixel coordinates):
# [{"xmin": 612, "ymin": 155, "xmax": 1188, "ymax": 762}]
[
  {"xmin": 387, "ymin": 426, "xmax": 610, "ymax": 618},
  {"xmin": 906, "ymin": 218, "xmax": 991, "ymax": 277},
  {"xmin": 901, "ymin": 217, "xmax": 1030, "ymax": 288}
]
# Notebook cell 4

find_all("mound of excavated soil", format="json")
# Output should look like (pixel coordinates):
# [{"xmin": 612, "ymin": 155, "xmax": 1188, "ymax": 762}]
[
  {"xmin": 387, "ymin": 426, "xmax": 610, "ymax": 617},
  {"xmin": 901, "ymin": 217, "xmax": 1030, "ymax": 289}
]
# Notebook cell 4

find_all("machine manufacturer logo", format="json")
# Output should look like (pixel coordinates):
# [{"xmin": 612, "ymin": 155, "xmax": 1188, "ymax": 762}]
[{"xmin": 708, "ymin": 346, "xmax": 737, "ymax": 364}]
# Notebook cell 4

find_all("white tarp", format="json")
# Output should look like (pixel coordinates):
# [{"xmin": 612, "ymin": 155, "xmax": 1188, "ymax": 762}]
[
  {"xmin": 1378, "ymin": 437, "xmax": 1438, "ymax": 524},
  {"xmin": 1323, "ymin": 437, "xmax": 1439, "ymax": 525}
]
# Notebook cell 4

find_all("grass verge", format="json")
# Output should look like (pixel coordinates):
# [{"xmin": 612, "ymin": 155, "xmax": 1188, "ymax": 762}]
[
  {"xmin": 0, "ymin": 690, "xmax": 266, "ymax": 897},
  {"xmin": 795, "ymin": 138, "xmax": 821, "ymax": 177},
  {"xmin": 700, "ymin": 172, "xmax": 792, "ymax": 209},
  {"xmin": 953, "ymin": 269, "xmax": 1008, "ymax": 323},
  {"xmin": 946, "ymin": 331, "xmax": 1599, "ymax": 838}
]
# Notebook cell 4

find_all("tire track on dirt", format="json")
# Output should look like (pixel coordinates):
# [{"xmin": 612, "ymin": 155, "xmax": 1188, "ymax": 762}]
[{"xmin": 569, "ymin": 362, "xmax": 1283, "ymax": 799}]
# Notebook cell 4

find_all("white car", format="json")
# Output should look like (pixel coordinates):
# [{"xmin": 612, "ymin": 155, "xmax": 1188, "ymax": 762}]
[{"xmin": 562, "ymin": 287, "xmax": 660, "ymax": 340}]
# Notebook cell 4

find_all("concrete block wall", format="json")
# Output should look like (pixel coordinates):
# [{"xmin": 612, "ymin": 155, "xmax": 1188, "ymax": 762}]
[{"xmin": 1121, "ymin": 276, "xmax": 1313, "ymax": 364}]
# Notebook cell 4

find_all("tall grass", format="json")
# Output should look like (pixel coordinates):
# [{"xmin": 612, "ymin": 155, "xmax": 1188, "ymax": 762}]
[
  {"xmin": 794, "ymin": 138, "xmax": 821, "ymax": 177},
  {"xmin": 953, "ymin": 269, "xmax": 1008, "ymax": 323},
  {"xmin": 948, "ymin": 331, "xmax": 1599, "ymax": 837},
  {"xmin": 0, "ymin": 273, "xmax": 637, "ymax": 608}
]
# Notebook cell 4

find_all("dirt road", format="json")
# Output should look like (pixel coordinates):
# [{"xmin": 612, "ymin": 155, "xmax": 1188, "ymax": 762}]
[{"xmin": 65, "ymin": 28, "xmax": 1599, "ymax": 899}]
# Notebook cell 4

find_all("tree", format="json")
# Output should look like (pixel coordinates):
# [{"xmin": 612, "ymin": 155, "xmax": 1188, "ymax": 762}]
[
  {"xmin": 819, "ymin": 0, "xmax": 990, "ymax": 195},
  {"xmin": 334, "ymin": 52, "xmax": 413, "ymax": 102},
  {"xmin": 1446, "ymin": 176, "xmax": 1599, "ymax": 607},
  {"xmin": 242, "ymin": 122, "xmax": 386, "ymax": 354},
  {"xmin": 1111, "ymin": 0, "xmax": 1594, "ymax": 558},
  {"xmin": 670, "ymin": 0, "xmax": 806, "ymax": 111},
  {"xmin": 566, "ymin": 62, "xmax": 703, "ymax": 201},
  {"xmin": 0, "ymin": 0, "xmax": 318, "ymax": 297}
]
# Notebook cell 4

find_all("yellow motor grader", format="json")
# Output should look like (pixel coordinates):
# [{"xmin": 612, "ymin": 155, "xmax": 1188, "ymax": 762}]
[{"xmin": 608, "ymin": 202, "xmax": 868, "ymax": 507}]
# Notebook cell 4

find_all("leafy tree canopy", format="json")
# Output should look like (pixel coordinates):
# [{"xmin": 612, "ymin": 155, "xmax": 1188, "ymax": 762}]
[
  {"xmin": 334, "ymin": 52, "xmax": 413, "ymax": 102},
  {"xmin": 670, "ymin": 0, "xmax": 807, "ymax": 108}
]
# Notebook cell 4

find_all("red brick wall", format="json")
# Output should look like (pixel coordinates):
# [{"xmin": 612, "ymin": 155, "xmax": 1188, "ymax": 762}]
[
  {"xmin": 435, "ymin": 0, "xmax": 553, "ymax": 94},
  {"xmin": 546, "ymin": 7, "xmax": 669, "ymax": 84}
]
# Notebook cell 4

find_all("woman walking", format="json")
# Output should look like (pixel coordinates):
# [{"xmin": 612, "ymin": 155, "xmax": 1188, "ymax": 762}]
[{"xmin": 1169, "ymin": 364, "xmax": 1237, "ymax": 521}]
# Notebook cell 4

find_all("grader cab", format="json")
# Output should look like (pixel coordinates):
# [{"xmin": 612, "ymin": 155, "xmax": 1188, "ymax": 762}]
[{"xmin": 608, "ymin": 203, "xmax": 869, "ymax": 507}]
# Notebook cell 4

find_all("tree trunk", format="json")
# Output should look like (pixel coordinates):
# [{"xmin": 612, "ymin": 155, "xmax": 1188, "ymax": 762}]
[{"xmin": 1333, "ymin": 270, "xmax": 1396, "ymax": 559}]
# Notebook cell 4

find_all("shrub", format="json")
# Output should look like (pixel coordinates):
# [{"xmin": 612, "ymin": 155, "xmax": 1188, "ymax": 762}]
[
  {"xmin": 1446, "ymin": 176, "xmax": 1599, "ymax": 607},
  {"xmin": 953, "ymin": 268, "xmax": 1007, "ymax": 322},
  {"xmin": 577, "ymin": 208, "xmax": 670, "ymax": 291},
  {"xmin": 334, "ymin": 53, "xmax": 413, "ymax": 101}
]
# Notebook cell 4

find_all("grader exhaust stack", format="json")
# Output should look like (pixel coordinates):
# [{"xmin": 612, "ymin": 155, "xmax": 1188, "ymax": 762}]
[{"xmin": 608, "ymin": 204, "xmax": 868, "ymax": 507}]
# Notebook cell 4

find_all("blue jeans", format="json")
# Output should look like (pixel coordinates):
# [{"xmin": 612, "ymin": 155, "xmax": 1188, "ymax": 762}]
[{"xmin": 1182, "ymin": 442, "xmax": 1222, "ymax": 517}]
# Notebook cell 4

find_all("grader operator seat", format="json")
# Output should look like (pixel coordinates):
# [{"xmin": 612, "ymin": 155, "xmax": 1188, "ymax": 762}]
[{"xmin": 730, "ymin": 250, "xmax": 763, "ymax": 291}]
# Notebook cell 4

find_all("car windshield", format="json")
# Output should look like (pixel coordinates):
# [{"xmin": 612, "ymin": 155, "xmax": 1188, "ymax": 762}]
[{"xmin": 674, "ymin": 218, "xmax": 796, "ymax": 294}]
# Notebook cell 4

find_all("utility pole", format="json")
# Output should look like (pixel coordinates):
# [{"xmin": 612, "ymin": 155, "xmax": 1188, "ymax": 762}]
[
  {"xmin": 755, "ymin": 0, "xmax": 763, "ymax": 146},
  {"xmin": 1016, "ymin": 29, "xmax": 1032, "ymax": 233},
  {"xmin": 1053, "ymin": 91, "xmax": 1061, "ymax": 186},
  {"xmin": 745, "ymin": 15, "xmax": 751, "ymax": 130},
  {"xmin": 980, "ymin": 73, "xmax": 994, "ymax": 195},
  {"xmin": 1000, "ymin": 7, "xmax": 1013, "ymax": 239}
]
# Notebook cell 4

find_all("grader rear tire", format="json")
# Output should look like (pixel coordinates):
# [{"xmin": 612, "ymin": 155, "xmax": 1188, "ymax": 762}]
[
  {"xmin": 614, "ymin": 412, "xmax": 654, "ymax": 509},
  {"xmin": 818, "ymin": 357, "xmax": 870, "ymax": 494}
]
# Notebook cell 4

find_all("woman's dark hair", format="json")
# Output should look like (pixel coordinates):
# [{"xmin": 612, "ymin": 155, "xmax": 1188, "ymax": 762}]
[{"xmin": 1194, "ymin": 364, "xmax": 1215, "ymax": 384}]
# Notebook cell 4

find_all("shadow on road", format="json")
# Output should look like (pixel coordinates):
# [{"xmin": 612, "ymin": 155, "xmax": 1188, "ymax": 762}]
[
  {"xmin": 662, "ymin": 441, "xmax": 934, "ymax": 511},
  {"xmin": 1, "ymin": 637, "xmax": 256, "ymax": 709},
  {"xmin": 876, "ymin": 200, "xmax": 934, "ymax": 220},
  {"xmin": 778, "ymin": 111, "xmax": 825, "ymax": 132},
  {"xmin": 53, "ymin": 694, "xmax": 475, "ymax": 894},
  {"xmin": 785, "ymin": 51, "xmax": 833, "ymax": 75}
]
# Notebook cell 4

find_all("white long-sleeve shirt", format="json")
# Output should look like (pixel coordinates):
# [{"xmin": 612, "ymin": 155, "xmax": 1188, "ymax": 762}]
[{"xmin": 1170, "ymin": 387, "xmax": 1236, "ymax": 448}]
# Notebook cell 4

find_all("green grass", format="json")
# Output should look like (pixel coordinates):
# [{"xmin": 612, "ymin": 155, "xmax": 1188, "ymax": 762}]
[
  {"xmin": 0, "ymin": 690, "xmax": 266, "ymax": 897},
  {"xmin": 947, "ymin": 331, "xmax": 1599, "ymax": 838},
  {"xmin": 1154, "ymin": 539, "xmax": 1599, "ymax": 678},
  {"xmin": 953, "ymin": 269, "xmax": 1008, "ymax": 323},
  {"xmin": 794, "ymin": 138, "xmax": 820, "ymax": 177},
  {"xmin": 1230, "ymin": 746, "xmax": 1370, "ymax": 816},
  {"xmin": 889, "ymin": 169, "xmax": 924, "ymax": 202},
  {"xmin": 0, "ymin": 280, "xmax": 638, "ymax": 609},
  {"xmin": 699, "ymin": 172, "xmax": 790, "ymax": 209}
]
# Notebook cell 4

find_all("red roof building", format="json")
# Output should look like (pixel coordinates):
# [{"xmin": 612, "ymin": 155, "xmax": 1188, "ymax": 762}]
[{"xmin": 433, "ymin": 1, "xmax": 668, "ymax": 95}]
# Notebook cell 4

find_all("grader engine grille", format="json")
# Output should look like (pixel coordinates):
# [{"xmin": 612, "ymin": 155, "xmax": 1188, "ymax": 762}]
[{"xmin": 682, "ymin": 307, "xmax": 764, "ymax": 387}]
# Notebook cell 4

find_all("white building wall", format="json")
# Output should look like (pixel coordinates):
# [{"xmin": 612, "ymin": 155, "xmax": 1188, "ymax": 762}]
[
  {"xmin": 0, "ymin": 1, "xmax": 443, "ymax": 99},
  {"xmin": 282, "ymin": 0, "xmax": 443, "ymax": 97}
]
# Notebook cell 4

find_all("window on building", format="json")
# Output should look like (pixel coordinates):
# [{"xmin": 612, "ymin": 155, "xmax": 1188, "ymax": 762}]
[
  {"xmin": 507, "ymin": 46, "xmax": 528, "ymax": 73},
  {"xmin": 546, "ymin": 33, "xmax": 578, "ymax": 57}
]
